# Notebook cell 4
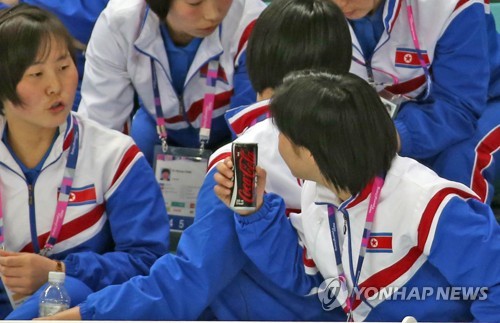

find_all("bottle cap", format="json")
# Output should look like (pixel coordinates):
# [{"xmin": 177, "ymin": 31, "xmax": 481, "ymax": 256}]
[{"xmin": 48, "ymin": 271, "xmax": 66, "ymax": 283}]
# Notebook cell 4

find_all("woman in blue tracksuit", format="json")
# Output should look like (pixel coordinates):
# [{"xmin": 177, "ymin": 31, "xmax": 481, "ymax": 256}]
[
  {"xmin": 0, "ymin": 5, "xmax": 169, "ymax": 319},
  {"xmin": 0, "ymin": 0, "xmax": 110, "ymax": 111},
  {"xmin": 214, "ymin": 71, "xmax": 500, "ymax": 321},
  {"xmin": 78, "ymin": 0, "xmax": 265, "ymax": 164},
  {"xmin": 338, "ymin": 0, "xmax": 500, "ymax": 204}
]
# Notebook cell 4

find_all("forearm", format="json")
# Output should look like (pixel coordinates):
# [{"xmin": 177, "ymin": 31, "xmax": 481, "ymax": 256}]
[
  {"xmin": 396, "ymin": 3, "xmax": 489, "ymax": 158},
  {"xmin": 428, "ymin": 197, "xmax": 500, "ymax": 321},
  {"xmin": 235, "ymin": 193, "xmax": 323, "ymax": 295},
  {"xmin": 78, "ymin": 9, "xmax": 135, "ymax": 130},
  {"xmin": 79, "ymin": 188, "xmax": 250, "ymax": 320},
  {"xmin": 66, "ymin": 158, "xmax": 169, "ymax": 290}
]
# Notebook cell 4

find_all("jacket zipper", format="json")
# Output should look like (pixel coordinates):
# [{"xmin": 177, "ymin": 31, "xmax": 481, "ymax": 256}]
[
  {"xmin": 343, "ymin": 212, "xmax": 348, "ymax": 235},
  {"xmin": 27, "ymin": 182, "xmax": 41, "ymax": 253}
]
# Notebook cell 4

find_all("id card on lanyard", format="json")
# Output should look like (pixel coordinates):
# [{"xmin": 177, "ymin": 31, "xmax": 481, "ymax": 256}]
[
  {"xmin": 151, "ymin": 59, "xmax": 219, "ymax": 232},
  {"xmin": 0, "ymin": 115, "xmax": 80, "ymax": 309},
  {"xmin": 154, "ymin": 146, "xmax": 210, "ymax": 231}
]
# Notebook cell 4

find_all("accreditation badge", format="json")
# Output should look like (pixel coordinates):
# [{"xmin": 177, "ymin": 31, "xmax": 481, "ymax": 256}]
[{"xmin": 154, "ymin": 145, "xmax": 211, "ymax": 233}]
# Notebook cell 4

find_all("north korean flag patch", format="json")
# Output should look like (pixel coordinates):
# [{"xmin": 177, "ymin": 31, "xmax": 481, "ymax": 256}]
[
  {"xmin": 395, "ymin": 48, "xmax": 430, "ymax": 68},
  {"xmin": 367, "ymin": 232, "xmax": 393, "ymax": 253},
  {"xmin": 65, "ymin": 184, "xmax": 97, "ymax": 206}
]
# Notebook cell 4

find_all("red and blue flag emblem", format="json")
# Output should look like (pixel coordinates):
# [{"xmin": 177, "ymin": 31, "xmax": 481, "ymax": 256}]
[
  {"xmin": 395, "ymin": 48, "xmax": 430, "ymax": 68},
  {"xmin": 367, "ymin": 232, "xmax": 393, "ymax": 253},
  {"xmin": 60, "ymin": 184, "xmax": 97, "ymax": 206}
]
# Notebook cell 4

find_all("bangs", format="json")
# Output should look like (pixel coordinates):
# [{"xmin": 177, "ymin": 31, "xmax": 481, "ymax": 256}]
[{"xmin": 35, "ymin": 33, "xmax": 71, "ymax": 64}]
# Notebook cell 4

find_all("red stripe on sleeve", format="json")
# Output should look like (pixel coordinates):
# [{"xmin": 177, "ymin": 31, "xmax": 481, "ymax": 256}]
[
  {"xmin": 111, "ymin": 145, "xmax": 141, "ymax": 187},
  {"xmin": 471, "ymin": 126, "xmax": 500, "ymax": 202},
  {"xmin": 352, "ymin": 187, "xmax": 476, "ymax": 310},
  {"xmin": 229, "ymin": 104, "xmax": 270, "ymax": 136},
  {"xmin": 417, "ymin": 187, "xmax": 477, "ymax": 250},
  {"xmin": 454, "ymin": 0, "xmax": 469, "ymax": 11},
  {"xmin": 207, "ymin": 152, "xmax": 232, "ymax": 173},
  {"xmin": 303, "ymin": 247, "xmax": 317, "ymax": 268}
]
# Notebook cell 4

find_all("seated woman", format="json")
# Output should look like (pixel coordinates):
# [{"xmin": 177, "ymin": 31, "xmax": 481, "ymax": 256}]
[
  {"xmin": 214, "ymin": 71, "xmax": 500, "ymax": 322},
  {"xmin": 0, "ymin": 4, "xmax": 170, "ymax": 319},
  {"xmin": 78, "ymin": 0, "xmax": 266, "ymax": 164}
]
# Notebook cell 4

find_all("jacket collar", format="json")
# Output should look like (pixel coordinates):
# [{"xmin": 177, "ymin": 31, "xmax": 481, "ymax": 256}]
[
  {"xmin": 225, "ymin": 99, "xmax": 271, "ymax": 137},
  {"xmin": 350, "ymin": 0, "xmax": 403, "ymax": 60},
  {"xmin": 134, "ymin": 6, "xmax": 224, "ymax": 84},
  {"xmin": 61, "ymin": 113, "xmax": 75, "ymax": 151},
  {"xmin": 0, "ymin": 113, "xmax": 74, "ymax": 170},
  {"xmin": 314, "ymin": 177, "xmax": 376, "ymax": 211},
  {"xmin": 384, "ymin": 0, "xmax": 403, "ymax": 34}
]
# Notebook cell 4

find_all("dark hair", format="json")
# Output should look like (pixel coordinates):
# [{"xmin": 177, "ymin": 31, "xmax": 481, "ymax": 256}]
[
  {"xmin": 270, "ymin": 71, "xmax": 398, "ymax": 194},
  {"xmin": 0, "ymin": 4, "xmax": 76, "ymax": 114},
  {"xmin": 145, "ymin": 0, "xmax": 171, "ymax": 20},
  {"xmin": 247, "ymin": 0, "xmax": 352, "ymax": 93}
]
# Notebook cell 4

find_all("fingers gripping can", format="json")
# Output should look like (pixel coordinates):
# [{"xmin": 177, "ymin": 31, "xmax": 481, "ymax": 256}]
[{"xmin": 230, "ymin": 142, "xmax": 258, "ymax": 211}]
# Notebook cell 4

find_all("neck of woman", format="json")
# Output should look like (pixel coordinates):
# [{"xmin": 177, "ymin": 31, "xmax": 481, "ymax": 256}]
[
  {"xmin": 335, "ymin": 189, "xmax": 352, "ymax": 203},
  {"xmin": 257, "ymin": 88, "xmax": 274, "ymax": 101},
  {"xmin": 165, "ymin": 20, "xmax": 194, "ymax": 46},
  {"xmin": 369, "ymin": 0, "xmax": 385, "ymax": 15},
  {"xmin": 6, "ymin": 122, "xmax": 57, "ymax": 169},
  {"xmin": 322, "ymin": 180, "xmax": 352, "ymax": 203}
]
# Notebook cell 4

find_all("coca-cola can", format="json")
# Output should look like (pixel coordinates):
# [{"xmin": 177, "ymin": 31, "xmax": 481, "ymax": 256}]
[{"xmin": 230, "ymin": 142, "xmax": 258, "ymax": 211}]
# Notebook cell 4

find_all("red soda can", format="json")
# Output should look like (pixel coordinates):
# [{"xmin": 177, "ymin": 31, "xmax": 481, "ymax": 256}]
[{"xmin": 230, "ymin": 142, "xmax": 258, "ymax": 211}]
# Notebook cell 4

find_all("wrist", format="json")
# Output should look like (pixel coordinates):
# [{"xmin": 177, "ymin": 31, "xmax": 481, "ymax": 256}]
[{"xmin": 54, "ymin": 260, "xmax": 65, "ymax": 273}]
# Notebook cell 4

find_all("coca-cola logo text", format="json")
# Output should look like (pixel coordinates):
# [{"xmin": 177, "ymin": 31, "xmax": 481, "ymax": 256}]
[{"xmin": 237, "ymin": 149, "xmax": 256, "ymax": 204}]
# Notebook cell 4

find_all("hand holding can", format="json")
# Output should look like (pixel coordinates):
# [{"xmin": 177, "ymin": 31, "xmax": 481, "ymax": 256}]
[
  {"xmin": 230, "ymin": 143, "xmax": 258, "ymax": 211},
  {"xmin": 214, "ymin": 143, "xmax": 266, "ymax": 215}
]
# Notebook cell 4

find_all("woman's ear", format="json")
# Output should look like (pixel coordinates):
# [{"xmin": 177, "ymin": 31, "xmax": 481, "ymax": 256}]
[{"xmin": 257, "ymin": 87, "xmax": 274, "ymax": 101}]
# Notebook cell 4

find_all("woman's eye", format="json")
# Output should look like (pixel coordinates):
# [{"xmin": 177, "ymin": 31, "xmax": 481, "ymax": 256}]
[
  {"xmin": 187, "ymin": 1, "xmax": 202, "ymax": 6},
  {"xmin": 29, "ymin": 72, "xmax": 43, "ymax": 77}
]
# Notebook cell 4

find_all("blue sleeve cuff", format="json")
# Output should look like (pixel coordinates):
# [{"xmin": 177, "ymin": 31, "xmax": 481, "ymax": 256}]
[
  {"xmin": 79, "ymin": 301, "xmax": 94, "ymax": 320},
  {"xmin": 234, "ymin": 193, "xmax": 284, "ymax": 225}
]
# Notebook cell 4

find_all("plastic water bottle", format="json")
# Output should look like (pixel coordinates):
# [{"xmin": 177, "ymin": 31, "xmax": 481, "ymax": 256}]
[{"xmin": 38, "ymin": 271, "xmax": 70, "ymax": 317}]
